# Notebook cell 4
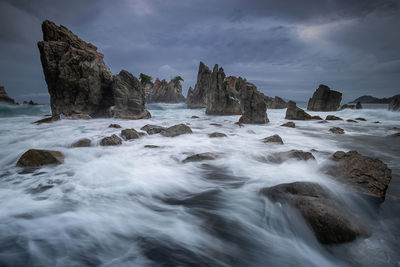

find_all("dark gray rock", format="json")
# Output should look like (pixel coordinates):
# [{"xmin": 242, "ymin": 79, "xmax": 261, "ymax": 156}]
[
  {"xmin": 346, "ymin": 119, "xmax": 358, "ymax": 123},
  {"xmin": 260, "ymin": 182, "xmax": 368, "ymax": 244},
  {"xmin": 281, "ymin": 121, "xmax": 295, "ymax": 128},
  {"xmin": 191, "ymin": 115, "xmax": 200, "ymax": 119},
  {"xmin": 285, "ymin": 101, "xmax": 311, "ymax": 120},
  {"xmin": 389, "ymin": 96, "xmax": 400, "ymax": 111},
  {"xmin": 262, "ymin": 134, "xmax": 283, "ymax": 144},
  {"xmin": 307, "ymin": 84, "xmax": 342, "ymax": 111},
  {"xmin": 311, "ymin": 115, "xmax": 323, "ymax": 120},
  {"xmin": 327, "ymin": 151, "xmax": 392, "ymax": 200},
  {"xmin": 0, "ymin": 86, "xmax": 15, "ymax": 104},
  {"xmin": 161, "ymin": 124, "xmax": 192, "ymax": 137},
  {"xmin": 355, "ymin": 117, "xmax": 366, "ymax": 121},
  {"xmin": 238, "ymin": 78, "xmax": 268, "ymax": 124},
  {"xmin": 146, "ymin": 77, "xmax": 185, "ymax": 103},
  {"xmin": 330, "ymin": 127, "xmax": 345, "ymax": 134},
  {"xmin": 267, "ymin": 150, "xmax": 315, "ymax": 163},
  {"xmin": 209, "ymin": 132, "xmax": 227, "ymax": 138},
  {"xmin": 16, "ymin": 149, "xmax": 64, "ymax": 167},
  {"xmin": 325, "ymin": 115, "xmax": 343, "ymax": 120},
  {"xmin": 109, "ymin": 124, "xmax": 121, "ymax": 128},
  {"xmin": 144, "ymin": 145, "xmax": 160, "ymax": 148},
  {"xmin": 100, "ymin": 134, "xmax": 122, "ymax": 146},
  {"xmin": 187, "ymin": 62, "xmax": 211, "ymax": 108},
  {"xmin": 121, "ymin": 129, "xmax": 140, "ymax": 140},
  {"xmin": 356, "ymin": 102, "xmax": 362, "ymax": 109},
  {"xmin": 140, "ymin": 124, "xmax": 166, "ymax": 135},
  {"xmin": 71, "ymin": 138, "xmax": 91, "ymax": 147},
  {"xmin": 182, "ymin": 152, "xmax": 221, "ymax": 163},
  {"xmin": 33, "ymin": 115, "xmax": 61, "ymax": 124}
]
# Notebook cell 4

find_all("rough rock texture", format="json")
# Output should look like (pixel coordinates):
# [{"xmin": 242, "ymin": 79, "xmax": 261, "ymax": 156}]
[
  {"xmin": 146, "ymin": 78, "xmax": 185, "ymax": 103},
  {"xmin": 388, "ymin": 96, "xmax": 400, "ymax": 111},
  {"xmin": 182, "ymin": 152, "xmax": 221, "ymax": 163},
  {"xmin": 109, "ymin": 124, "xmax": 121, "ymax": 128},
  {"xmin": 264, "ymin": 96, "xmax": 287, "ymax": 109},
  {"xmin": 71, "ymin": 138, "xmax": 91, "ymax": 147},
  {"xmin": 161, "ymin": 124, "xmax": 192, "ymax": 137},
  {"xmin": 0, "ymin": 86, "xmax": 15, "ymax": 104},
  {"xmin": 187, "ymin": 62, "xmax": 211, "ymax": 108},
  {"xmin": 328, "ymin": 151, "xmax": 392, "ymax": 200},
  {"xmin": 260, "ymin": 182, "xmax": 368, "ymax": 244},
  {"xmin": 209, "ymin": 132, "xmax": 227, "ymax": 138},
  {"xmin": 285, "ymin": 101, "xmax": 311, "ymax": 120},
  {"xmin": 17, "ymin": 149, "xmax": 64, "ymax": 167},
  {"xmin": 100, "ymin": 134, "xmax": 122, "ymax": 146},
  {"xmin": 307, "ymin": 84, "xmax": 342, "ymax": 111},
  {"xmin": 262, "ymin": 134, "xmax": 284, "ymax": 144},
  {"xmin": 325, "ymin": 115, "xmax": 343, "ymax": 121},
  {"xmin": 140, "ymin": 124, "xmax": 166, "ymax": 135},
  {"xmin": 205, "ymin": 64, "xmax": 241, "ymax": 115},
  {"xmin": 281, "ymin": 121, "xmax": 295, "ymax": 128},
  {"xmin": 121, "ymin": 129, "xmax": 140, "ymax": 140},
  {"xmin": 238, "ymin": 78, "xmax": 268, "ymax": 124},
  {"xmin": 111, "ymin": 70, "xmax": 150, "ymax": 119},
  {"xmin": 38, "ymin": 20, "xmax": 150, "ymax": 119},
  {"xmin": 330, "ymin": 127, "xmax": 345, "ymax": 134},
  {"xmin": 268, "ymin": 150, "xmax": 315, "ymax": 163}
]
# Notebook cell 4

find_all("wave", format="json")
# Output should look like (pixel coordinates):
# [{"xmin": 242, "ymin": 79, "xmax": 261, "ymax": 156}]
[{"xmin": 0, "ymin": 103, "xmax": 51, "ymax": 117}]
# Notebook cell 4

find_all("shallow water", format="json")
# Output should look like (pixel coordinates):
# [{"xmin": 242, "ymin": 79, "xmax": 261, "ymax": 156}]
[{"xmin": 0, "ymin": 103, "xmax": 399, "ymax": 266}]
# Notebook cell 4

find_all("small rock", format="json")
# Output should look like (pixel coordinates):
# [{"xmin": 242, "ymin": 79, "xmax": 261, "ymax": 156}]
[
  {"xmin": 100, "ymin": 134, "xmax": 122, "ymax": 146},
  {"xmin": 191, "ymin": 115, "xmax": 200, "ymax": 119},
  {"xmin": 346, "ymin": 119, "xmax": 358, "ymax": 123},
  {"xmin": 373, "ymin": 121, "xmax": 380, "ymax": 124},
  {"xmin": 141, "ymin": 124, "xmax": 166, "ymax": 135},
  {"xmin": 67, "ymin": 113, "xmax": 92, "ymax": 120},
  {"xmin": 71, "ymin": 138, "xmax": 91, "ymax": 147},
  {"xmin": 317, "ymin": 120, "xmax": 329, "ymax": 124},
  {"xmin": 144, "ymin": 145, "xmax": 160, "ymax": 148},
  {"xmin": 16, "ymin": 149, "xmax": 64, "ymax": 167},
  {"xmin": 311, "ymin": 115, "xmax": 323, "ymax": 120},
  {"xmin": 182, "ymin": 152, "xmax": 221, "ymax": 163},
  {"xmin": 33, "ymin": 115, "xmax": 61, "ymax": 124},
  {"xmin": 209, "ymin": 132, "xmax": 227, "ymax": 138},
  {"xmin": 121, "ymin": 129, "xmax": 140, "ymax": 140},
  {"xmin": 161, "ymin": 124, "xmax": 193, "ymax": 137},
  {"xmin": 325, "ymin": 115, "xmax": 343, "ymax": 121},
  {"xmin": 267, "ymin": 150, "xmax": 315, "ymax": 163},
  {"xmin": 262, "ymin": 134, "xmax": 284, "ymax": 144},
  {"xmin": 210, "ymin": 123, "xmax": 222, "ymax": 127},
  {"xmin": 330, "ymin": 127, "xmax": 345, "ymax": 134},
  {"xmin": 281, "ymin": 121, "xmax": 295, "ymax": 128},
  {"xmin": 355, "ymin": 117, "xmax": 366, "ymax": 121},
  {"xmin": 109, "ymin": 124, "xmax": 122, "ymax": 128}
]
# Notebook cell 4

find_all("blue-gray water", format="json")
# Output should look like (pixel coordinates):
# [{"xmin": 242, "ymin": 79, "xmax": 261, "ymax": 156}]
[{"xmin": 0, "ymin": 103, "xmax": 399, "ymax": 266}]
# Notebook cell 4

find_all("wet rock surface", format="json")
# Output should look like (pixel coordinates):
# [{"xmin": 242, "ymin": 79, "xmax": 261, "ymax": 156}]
[
  {"xmin": 209, "ymin": 132, "xmax": 227, "ymax": 138},
  {"xmin": 140, "ymin": 124, "xmax": 167, "ymax": 135},
  {"xmin": 71, "ymin": 138, "xmax": 91, "ymax": 147},
  {"xmin": 121, "ymin": 129, "xmax": 140, "ymax": 140},
  {"xmin": 281, "ymin": 121, "xmax": 295, "ymax": 128},
  {"xmin": 262, "ymin": 134, "xmax": 284, "ymax": 144},
  {"xmin": 100, "ymin": 134, "xmax": 122, "ymax": 146},
  {"xmin": 17, "ymin": 149, "xmax": 64, "ymax": 167},
  {"xmin": 161, "ymin": 124, "xmax": 193, "ymax": 137},
  {"xmin": 330, "ymin": 127, "xmax": 345, "ymax": 134},
  {"xmin": 325, "ymin": 115, "xmax": 343, "ymax": 121},
  {"xmin": 285, "ymin": 101, "xmax": 311, "ymax": 120},
  {"xmin": 307, "ymin": 84, "xmax": 342, "ymax": 111}
]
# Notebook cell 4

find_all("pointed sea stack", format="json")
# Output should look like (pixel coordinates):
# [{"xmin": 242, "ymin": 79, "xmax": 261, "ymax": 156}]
[
  {"xmin": 186, "ymin": 62, "xmax": 211, "ymax": 108},
  {"xmin": 238, "ymin": 78, "xmax": 268, "ymax": 124},
  {"xmin": 307, "ymin": 84, "xmax": 342, "ymax": 111},
  {"xmin": 147, "ymin": 77, "xmax": 185, "ymax": 103}
]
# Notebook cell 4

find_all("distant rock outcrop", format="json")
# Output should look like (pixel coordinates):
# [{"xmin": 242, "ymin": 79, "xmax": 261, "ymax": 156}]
[
  {"xmin": 38, "ymin": 20, "xmax": 150, "ymax": 119},
  {"xmin": 340, "ymin": 102, "xmax": 362, "ymax": 110},
  {"xmin": 307, "ymin": 84, "xmax": 342, "ymax": 111},
  {"xmin": 237, "ymin": 78, "xmax": 268, "ymax": 124},
  {"xmin": 351, "ymin": 94, "xmax": 400, "ymax": 104},
  {"xmin": 146, "ymin": 77, "xmax": 185, "ymax": 103},
  {"xmin": 205, "ymin": 64, "xmax": 241, "ymax": 115},
  {"xmin": 264, "ymin": 96, "xmax": 287, "ymax": 109},
  {"xmin": 186, "ymin": 62, "xmax": 211, "ymax": 108},
  {"xmin": 389, "ymin": 96, "xmax": 400, "ymax": 111},
  {"xmin": 285, "ymin": 101, "xmax": 311, "ymax": 120},
  {"xmin": 0, "ymin": 86, "xmax": 15, "ymax": 104}
]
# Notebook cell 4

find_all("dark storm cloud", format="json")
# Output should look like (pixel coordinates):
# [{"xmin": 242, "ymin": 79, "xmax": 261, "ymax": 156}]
[{"xmin": 0, "ymin": 0, "xmax": 399, "ymax": 103}]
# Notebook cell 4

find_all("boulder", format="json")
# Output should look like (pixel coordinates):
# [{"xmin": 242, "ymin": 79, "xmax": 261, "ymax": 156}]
[
  {"xmin": 160, "ymin": 124, "xmax": 192, "ymax": 137},
  {"xmin": 262, "ymin": 134, "xmax": 283, "ymax": 144},
  {"xmin": 267, "ymin": 150, "xmax": 315, "ymax": 163},
  {"xmin": 325, "ymin": 115, "xmax": 343, "ymax": 120},
  {"xmin": 285, "ymin": 101, "xmax": 311, "ymax": 120},
  {"xmin": 182, "ymin": 152, "xmax": 220, "ymax": 163},
  {"xmin": 311, "ymin": 115, "xmax": 323, "ymax": 120},
  {"xmin": 0, "ymin": 86, "xmax": 16, "ymax": 104},
  {"xmin": 346, "ymin": 119, "xmax": 358, "ymax": 123},
  {"xmin": 191, "ymin": 115, "xmax": 199, "ymax": 119},
  {"xmin": 389, "ymin": 132, "xmax": 400, "ymax": 137},
  {"xmin": 388, "ymin": 96, "xmax": 400, "ymax": 111},
  {"xmin": 121, "ymin": 129, "xmax": 140, "ymax": 140},
  {"xmin": 209, "ymin": 132, "xmax": 227, "ymax": 138},
  {"xmin": 281, "ymin": 121, "xmax": 295, "ymax": 128},
  {"xmin": 146, "ymin": 77, "xmax": 185, "ymax": 103},
  {"xmin": 71, "ymin": 138, "xmax": 91, "ymax": 147},
  {"xmin": 355, "ymin": 117, "xmax": 366, "ymax": 121},
  {"xmin": 260, "ymin": 182, "xmax": 368, "ymax": 244},
  {"xmin": 16, "ymin": 149, "xmax": 64, "ymax": 167},
  {"xmin": 100, "ymin": 134, "xmax": 122, "ymax": 146},
  {"xmin": 205, "ymin": 64, "xmax": 241, "ymax": 115},
  {"xmin": 307, "ymin": 84, "xmax": 342, "ymax": 111},
  {"xmin": 186, "ymin": 62, "xmax": 211, "ymax": 108},
  {"xmin": 33, "ymin": 115, "xmax": 61, "ymax": 124},
  {"xmin": 264, "ymin": 96, "xmax": 287, "ymax": 109},
  {"xmin": 329, "ymin": 127, "xmax": 345, "ymax": 134},
  {"xmin": 238, "ymin": 78, "xmax": 268, "ymax": 124},
  {"xmin": 109, "ymin": 124, "xmax": 121, "ymax": 128},
  {"xmin": 140, "ymin": 124, "xmax": 166, "ymax": 135},
  {"xmin": 327, "ymin": 151, "xmax": 392, "ymax": 200}
]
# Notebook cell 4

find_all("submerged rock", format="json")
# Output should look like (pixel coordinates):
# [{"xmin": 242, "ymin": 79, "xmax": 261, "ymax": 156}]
[
  {"xmin": 71, "ymin": 138, "xmax": 91, "ymax": 147},
  {"xmin": 161, "ymin": 124, "xmax": 192, "ymax": 137},
  {"xmin": 260, "ymin": 182, "xmax": 368, "ymax": 244},
  {"xmin": 267, "ymin": 150, "xmax": 315, "ymax": 163},
  {"xmin": 33, "ymin": 115, "xmax": 61, "ymax": 124},
  {"xmin": 346, "ymin": 119, "xmax": 358, "ymax": 123},
  {"xmin": 146, "ymin": 77, "xmax": 185, "ymax": 103},
  {"xmin": 281, "ymin": 121, "xmax": 295, "ymax": 128},
  {"xmin": 238, "ymin": 78, "xmax": 268, "ymax": 124},
  {"xmin": 307, "ymin": 84, "xmax": 342, "ymax": 111},
  {"xmin": 121, "ymin": 129, "xmax": 140, "ymax": 140},
  {"xmin": 389, "ymin": 96, "xmax": 400, "ymax": 111},
  {"xmin": 264, "ymin": 96, "xmax": 287, "ymax": 109},
  {"xmin": 17, "ymin": 149, "xmax": 64, "ymax": 167},
  {"xmin": 285, "ymin": 101, "xmax": 311, "ymax": 120},
  {"xmin": 182, "ymin": 152, "xmax": 221, "ymax": 163},
  {"xmin": 329, "ymin": 127, "xmax": 345, "ymax": 134},
  {"xmin": 0, "ymin": 86, "xmax": 16, "ymax": 104},
  {"xmin": 100, "ymin": 134, "xmax": 122, "ymax": 146},
  {"xmin": 355, "ymin": 117, "xmax": 366, "ymax": 121},
  {"xmin": 262, "ymin": 135, "xmax": 283, "ymax": 144},
  {"xmin": 191, "ymin": 115, "xmax": 200, "ymax": 119},
  {"xmin": 141, "ymin": 124, "xmax": 166, "ymax": 135},
  {"xmin": 209, "ymin": 132, "xmax": 227, "ymax": 138},
  {"xmin": 109, "ymin": 124, "xmax": 121, "ymax": 128},
  {"xmin": 186, "ymin": 62, "xmax": 210, "ymax": 108},
  {"xmin": 144, "ymin": 145, "xmax": 160, "ymax": 148},
  {"xmin": 325, "ymin": 115, "xmax": 343, "ymax": 121},
  {"xmin": 327, "ymin": 151, "xmax": 392, "ymax": 200}
]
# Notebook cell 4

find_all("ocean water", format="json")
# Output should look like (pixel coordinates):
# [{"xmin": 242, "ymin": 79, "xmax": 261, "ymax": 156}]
[{"xmin": 0, "ymin": 102, "xmax": 399, "ymax": 267}]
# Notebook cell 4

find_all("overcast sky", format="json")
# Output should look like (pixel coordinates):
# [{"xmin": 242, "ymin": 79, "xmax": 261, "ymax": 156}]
[{"xmin": 0, "ymin": 0, "xmax": 399, "ymax": 103}]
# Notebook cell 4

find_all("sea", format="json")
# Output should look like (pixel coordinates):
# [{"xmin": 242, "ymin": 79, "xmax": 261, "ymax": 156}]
[{"xmin": 0, "ymin": 102, "xmax": 399, "ymax": 266}]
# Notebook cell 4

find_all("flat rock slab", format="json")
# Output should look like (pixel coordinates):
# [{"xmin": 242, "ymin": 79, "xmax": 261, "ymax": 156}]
[
  {"xmin": 267, "ymin": 150, "xmax": 315, "ymax": 163},
  {"xmin": 209, "ymin": 132, "xmax": 227, "ymax": 138},
  {"xmin": 100, "ymin": 134, "xmax": 122, "ymax": 146},
  {"xmin": 33, "ymin": 115, "xmax": 61, "ymax": 124},
  {"xmin": 182, "ymin": 152, "xmax": 221, "ymax": 163},
  {"xmin": 17, "ymin": 149, "xmax": 64, "ymax": 167}
]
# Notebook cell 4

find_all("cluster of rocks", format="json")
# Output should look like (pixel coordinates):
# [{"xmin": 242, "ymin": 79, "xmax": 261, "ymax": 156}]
[
  {"xmin": 145, "ymin": 77, "xmax": 186, "ymax": 103},
  {"xmin": 307, "ymin": 84, "xmax": 342, "ymax": 111}
]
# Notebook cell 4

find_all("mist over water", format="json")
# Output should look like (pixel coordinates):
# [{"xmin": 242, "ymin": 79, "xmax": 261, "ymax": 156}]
[{"xmin": 0, "ymin": 103, "xmax": 399, "ymax": 266}]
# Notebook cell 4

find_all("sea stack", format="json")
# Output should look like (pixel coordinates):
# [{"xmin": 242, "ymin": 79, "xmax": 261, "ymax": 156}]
[
  {"xmin": 238, "ymin": 78, "xmax": 268, "ymax": 124},
  {"xmin": 186, "ymin": 61, "xmax": 211, "ymax": 108},
  {"xmin": 0, "ymin": 86, "xmax": 16, "ymax": 104},
  {"xmin": 307, "ymin": 84, "xmax": 342, "ymax": 111},
  {"xmin": 146, "ymin": 77, "xmax": 185, "ymax": 103}
]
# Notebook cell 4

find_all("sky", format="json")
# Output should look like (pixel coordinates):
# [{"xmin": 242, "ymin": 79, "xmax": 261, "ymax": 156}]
[{"xmin": 0, "ymin": 0, "xmax": 399, "ymax": 103}]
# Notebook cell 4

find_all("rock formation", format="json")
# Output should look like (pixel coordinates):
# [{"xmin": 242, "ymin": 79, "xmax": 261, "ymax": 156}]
[
  {"xmin": 389, "ymin": 96, "xmax": 400, "ymax": 111},
  {"xmin": 267, "ymin": 150, "xmax": 315, "ymax": 163},
  {"xmin": 281, "ymin": 121, "xmax": 295, "ymax": 128},
  {"xmin": 238, "ymin": 78, "xmax": 268, "ymax": 124},
  {"xmin": 205, "ymin": 64, "xmax": 241, "ymax": 115},
  {"xmin": 340, "ymin": 102, "xmax": 362, "ymax": 110},
  {"xmin": 260, "ymin": 182, "xmax": 368, "ymax": 244},
  {"xmin": 38, "ymin": 20, "xmax": 150, "ymax": 119},
  {"xmin": 186, "ymin": 62, "xmax": 211, "ymax": 108},
  {"xmin": 285, "ymin": 101, "xmax": 311, "ymax": 120},
  {"xmin": 264, "ymin": 96, "xmax": 287, "ymax": 109},
  {"xmin": 146, "ymin": 77, "xmax": 186, "ymax": 103},
  {"xmin": 160, "ymin": 124, "xmax": 192, "ymax": 137},
  {"xmin": 100, "ymin": 134, "xmax": 122, "ymax": 146},
  {"xmin": 17, "ymin": 149, "xmax": 64, "ymax": 167},
  {"xmin": 307, "ymin": 84, "xmax": 342, "ymax": 111},
  {"xmin": 262, "ymin": 135, "xmax": 283, "ymax": 144},
  {"xmin": 0, "ymin": 86, "xmax": 15, "ymax": 104},
  {"xmin": 182, "ymin": 152, "xmax": 221, "ymax": 163}
]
